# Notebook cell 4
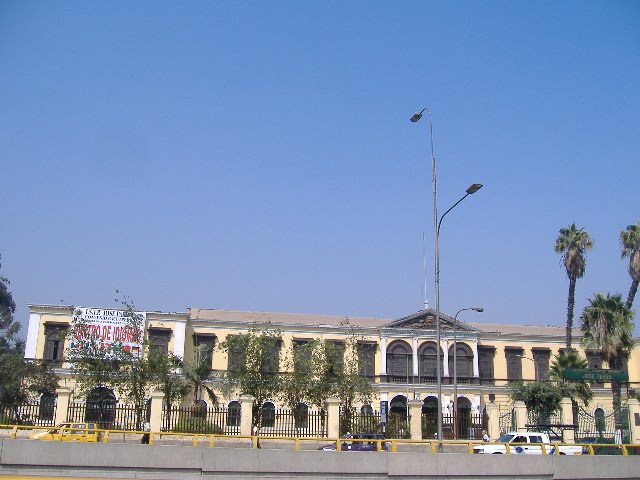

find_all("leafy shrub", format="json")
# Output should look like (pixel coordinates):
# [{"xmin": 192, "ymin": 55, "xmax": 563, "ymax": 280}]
[{"xmin": 172, "ymin": 415, "xmax": 223, "ymax": 434}]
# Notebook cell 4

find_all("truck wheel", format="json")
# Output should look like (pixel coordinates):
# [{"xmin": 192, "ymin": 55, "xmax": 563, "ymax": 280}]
[{"xmin": 492, "ymin": 452, "xmax": 503, "ymax": 454}]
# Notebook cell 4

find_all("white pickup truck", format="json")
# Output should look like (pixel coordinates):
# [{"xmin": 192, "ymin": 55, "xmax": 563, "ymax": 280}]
[{"xmin": 472, "ymin": 431, "xmax": 582, "ymax": 455}]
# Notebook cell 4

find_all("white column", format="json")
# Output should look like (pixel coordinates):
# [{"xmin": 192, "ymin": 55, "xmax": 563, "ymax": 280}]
[
  {"xmin": 173, "ymin": 318, "xmax": 186, "ymax": 360},
  {"xmin": 442, "ymin": 339, "xmax": 450, "ymax": 377},
  {"xmin": 380, "ymin": 336, "xmax": 387, "ymax": 375},
  {"xmin": 412, "ymin": 337, "xmax": 419, "ymax": 376},
  {"xmin": 472, "ymin": 340, "xmax": 480, "ymax": 377},
  {"xmin": 24, "ymin": 312, "xmax": 41, "ymax": 359}
]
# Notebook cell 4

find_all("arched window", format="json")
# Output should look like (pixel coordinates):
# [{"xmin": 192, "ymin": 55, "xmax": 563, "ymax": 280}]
[
  {"xmin": 44, "ymin": 325, "xmax": 66, "ymax": 362},
  {"xmin": 39, "ymin": 392, "xmax": 56, "ymax": 421},
  {"xmin": 193, "ymin": 399, "xmax": 207, "ymax": 418},
  {"xmin": 422, "ymin": 396, "xmax": 438, "ymax": 415},
  {"xmin": 227, "ymin": 401, "xmax": 241, "ymax": 427},
  {"xmin": 294, "ymin": 403, "xmax": 309, "ymax": 429},
  {"xmin": 418, "ymin": 342, "xmax": 442, "ymax": 381},
  {"xmin": 360, "ymin": 404, "xmax": 374, "ymax": 415},
  {"xmin": 85, "ymin": 387, "xmax": 116, "ymax": 426},
  {"xmin": 262, "ymin": 402, "xmax": 276, "ymax": 428},
  {"xmin": 390, "ymin": 395, "xmax": 408, "ymax": 420},
  {"xmin": 386, "ymin": 341, "xmax": 411, "ymax": 379},
  {"xmin": 448, "ymin": 342, "xmax": 473, "ymax": 382}
]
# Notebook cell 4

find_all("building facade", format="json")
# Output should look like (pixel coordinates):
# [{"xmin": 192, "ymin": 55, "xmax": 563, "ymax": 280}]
[{"xmin": 25, "ymin": 304, "xmax": 639, "ymax": 421}]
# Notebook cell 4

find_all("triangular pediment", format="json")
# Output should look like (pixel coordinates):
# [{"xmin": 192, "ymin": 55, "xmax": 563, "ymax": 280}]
[{"xmin": 384, "ymin": 308, "xmax": 479, "ymax": 332}]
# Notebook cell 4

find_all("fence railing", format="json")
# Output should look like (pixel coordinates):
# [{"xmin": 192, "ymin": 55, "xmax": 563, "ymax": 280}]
[
  {"xmin": 162, "ymin": 405, "xmax": 240, "ymax": 435},
  {"xmin": 0, "ymin": 401, "xmax": 57, "ymax": 427},
  {"xmin": 258, "ymin": 409, "xmax": 326, "ymax": 438},
  {"xmin": 67, "ymin": 402, "xmax": 149, "ymax": 430},
  {"xmin": 422, "ymin": 413, "xmax": 487, "ymax": 439}
]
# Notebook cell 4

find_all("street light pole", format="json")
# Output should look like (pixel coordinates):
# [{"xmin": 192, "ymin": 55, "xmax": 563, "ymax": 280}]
[
  {"xmin": 411, "ymin": 108, "xmax": 483, "ymax": 446},
  {"xmin": 452, "ymin": 307, "xmax": 483, "ymax": 438}
]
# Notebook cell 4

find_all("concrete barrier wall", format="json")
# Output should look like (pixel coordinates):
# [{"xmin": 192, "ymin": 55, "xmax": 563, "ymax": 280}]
[{"xmin": 1, "ymin": 439, "xmax": 639, "ymax": 479}]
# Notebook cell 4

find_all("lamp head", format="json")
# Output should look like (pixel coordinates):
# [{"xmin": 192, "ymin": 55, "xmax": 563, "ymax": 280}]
[
  {"xmin": 472, "ymin": 307, "xmax": 484, "ymax": 313},
  {"xmin": 466, "ymin": 183, "xmax": 483, "ymax": 194},
  {"xmin": 410, "ymin": 108, "xmax": 426, "ymax": 123}
]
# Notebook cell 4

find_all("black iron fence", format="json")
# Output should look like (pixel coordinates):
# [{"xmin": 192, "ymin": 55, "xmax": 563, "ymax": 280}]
[
  {"xmin": 162, "ymin": 405, "xmax": 240, "ymax": 435},
  {"xmin": 499, "ymin": 407, "xmax": 516, "ymax": 434},
  {"xmin": 67, "ymin": 402, "xmax": 149, "ymax": 430},
  {"xmin": 575, "ymin": 407, "xmax": 630, "ymax": 443},
  {"xmin": 257, "ymin": 408, "xmax": 326, "ymax": 437},
  {"xmin": 339, "ymin": 409, "xmax": 409, "ymax": 438},
  {"xmin": 422, "ymin": 413, "xmax": 487, "ymax": 439},
  {"xmin": 0, "ymin": 401, "xmax": 56, "ymax": 427}
]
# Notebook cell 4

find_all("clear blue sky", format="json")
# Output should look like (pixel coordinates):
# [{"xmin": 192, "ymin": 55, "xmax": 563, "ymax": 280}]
[{"xmin": 2, "ymin": 1, "xmax": 639, "ymax": 336}]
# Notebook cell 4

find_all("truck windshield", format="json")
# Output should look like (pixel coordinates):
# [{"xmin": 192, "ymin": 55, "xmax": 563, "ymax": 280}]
[{"xmin": 497, "ymin": 434, "xmax": 514, "ymax": 442}]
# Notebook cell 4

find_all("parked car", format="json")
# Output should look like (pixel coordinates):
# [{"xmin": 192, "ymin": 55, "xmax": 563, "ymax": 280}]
[
  {"xmin": 319, "ymin": 433, "xmax": 388, "ymax": 452},
  {"xmin": 29, "ymin": 422, "xmax": 99, "ymax": 442},
  {"xmin": 472, "ymin": 431, "xmax": 582, "ymax": 455}
]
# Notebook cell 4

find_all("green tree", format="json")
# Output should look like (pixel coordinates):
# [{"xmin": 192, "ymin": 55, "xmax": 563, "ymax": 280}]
[
  {"xmin": 333, "ymin": 320, "xmax": 373, "ymax": 435},
  {"xmin": 509, "ymin": 381, "xmax": 563, "ymax": 425},
  {"xmin": 0, "ymin": 256, "xmax": 58, "ymax": 418},
  {"xmin": 217, "ymin": 325, "xmax": 282, "ymax": 426},
  {"xmin": 280, "ymin": 340, "xmax": 317, "ymax": 410},
  {"xmin": 620, "ymin": 223, "xmax": 640, "ymax": 309},
  {"xmin": 548, "ymin": 351, "xmax": 593, "ymax": 406},
  {"xmin": 114, "ymin": 297, "xmax": 160, "ymax": 429},
  {"xmin": 555, "ymin": 223, "xmax": 594, "ymax": 349},
  {"xmin": 182, "ymin": 343, "xmax": 218, "ymax": 405},
  {"xmin": 581, "ymin": 293, "xmax": 635, "ymax": 411},
  {"xmin": 66, "ymin": 308, "xmax": 127, "ymax": 401},
  {"xmin": 148, "ymin": 350, "xmax": 190, "ymax": 428}
]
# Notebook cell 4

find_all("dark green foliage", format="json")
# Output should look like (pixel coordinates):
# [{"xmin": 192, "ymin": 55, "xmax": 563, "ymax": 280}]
[
  {"xmin": 172, "ymin": 414, "xmax": 223, "ymax": 434},
  {"xmin": 509, "ymin": 381, "xmax": 563, "ymax": 420},
  {"xmin": 554, "ymin": 223, "xmax": 594, "ymax": 349},
  {"xmin": 548, "ymin": 351, "xmax": 593, "ymax": 406},
  {"xmin": 0, "ymin": 256, "xmax": 57, "ymax": 409},
  {"xmin": 218, "ymin": 326, "xmax": 282, "ymax": 425}
]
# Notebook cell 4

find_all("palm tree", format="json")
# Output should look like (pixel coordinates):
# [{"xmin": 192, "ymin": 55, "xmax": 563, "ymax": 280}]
[
  {"xmin": 548, "ymin": 351, "xmax": 593, "ymax": 407},
  {"xmin": 580, "ymin": 293, "xmax": 634, "ymax": 411},
  {"xmin": 620, "ymin": 223, "xmax": 640, "ymax": 309},
  {"xmin": 555, "ymin": 223, "xmax": 594, "ymax": 349}
]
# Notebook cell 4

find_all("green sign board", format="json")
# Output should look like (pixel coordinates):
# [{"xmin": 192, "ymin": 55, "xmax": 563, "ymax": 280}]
[{"xmin": 563, "ymin": 368, "xmax": 628, "ymax": 382}]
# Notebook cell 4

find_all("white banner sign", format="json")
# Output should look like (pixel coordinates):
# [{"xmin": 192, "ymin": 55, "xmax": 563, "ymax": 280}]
[{"xmin": 70, "ymin": 307, "xmax": 145, "ymax": 357}]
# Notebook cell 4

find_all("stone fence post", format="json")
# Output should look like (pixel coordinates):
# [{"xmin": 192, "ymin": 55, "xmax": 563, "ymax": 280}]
[
  {"xmin": 486, "ymin": 401, "xmax": 499, "ymax": 441},
  {"xmin": 54, "ymin": 388, "xmax": 72, "ymax": 426},
  {"xmin": 513, "ymin": 401, "xmax": 527, "ymax": 431},
  {"xmin": 560, "ymin": 397, "xmax": 575, "ymax": 443},
  {"xmin": 149, "ymin": 390, "xmax": 164, "ymax": 433},
  {"xmin": 628, "ymin": 398, "xmax": 640, "ymax": 445},
  {"xmin": 408, "ymin": 400, "xmax": 423, "ymax": 441},
  {"xmin": 239, "ymin": 395, "xmax": 254, "ymax": 437},
  {"xmin": 326, "ymin": 397, "xmax": 341, "ymax": 439}
]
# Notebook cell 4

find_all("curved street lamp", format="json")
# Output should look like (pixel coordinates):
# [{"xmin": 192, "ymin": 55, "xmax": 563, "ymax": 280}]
[{"xmin": 411, "ymin": 108, "xmax": 483, "ymax": 446}]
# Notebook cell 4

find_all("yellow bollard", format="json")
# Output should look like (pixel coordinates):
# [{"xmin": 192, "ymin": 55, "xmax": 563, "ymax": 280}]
[
  {"xmin": 11, "ymin": 426, "xmax": 17, "ymax": 438},
  {"xmin": 295, "ymin": 437, "xmax": 300, "ymax": 451},
  {"xmin": 430, "ymin": 441, "xmax": 437, "ymax": 454},
  {"xmin": 149, "ymin": 432, "xmax": 154, "ymax": 445},
  {"xmin": 103, "ymin": 431, "xmax": 109, "ymax": 443},
  {"xmin": 336, "ymin": 439, "xmax": 341, "ymax": 451},
  {"xmin": 193, "ymin": 434, "xmax": 199, "ymax": 447},
  {"xmin": 467, "ymin": 442, "xmax": 474, "ymax": 454},
  {"xmin": 376, "ymin": 440, "xmax": 381, "ymax": 452},
  {"xmin": 391, "ymin": 440, "xmax": 397, "ymax": 453},
  {"xmin": 621, "ymin": 445, "xmax": 628, "ymax": 456},
  {"xmin": 209, "ymin": 434, "xmax": 215, "ymax": 448}
]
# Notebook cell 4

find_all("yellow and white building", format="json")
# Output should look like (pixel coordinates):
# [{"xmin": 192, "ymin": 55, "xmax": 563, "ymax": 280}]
[{"xmin": 25, "ymin": 303, "xmax": 639, "ymax": 418}]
